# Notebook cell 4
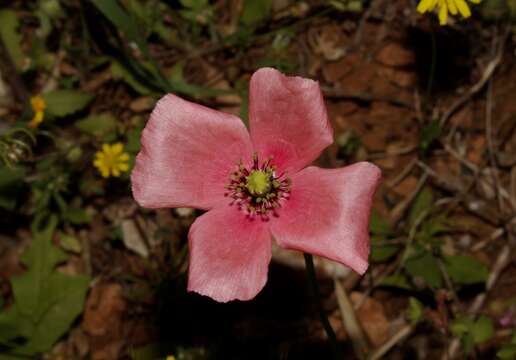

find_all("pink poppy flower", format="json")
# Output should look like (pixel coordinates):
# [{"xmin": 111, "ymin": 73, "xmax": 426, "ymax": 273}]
[{"xmin": 131, "ymin": 68, "xmax": 381, "ymax": 302}]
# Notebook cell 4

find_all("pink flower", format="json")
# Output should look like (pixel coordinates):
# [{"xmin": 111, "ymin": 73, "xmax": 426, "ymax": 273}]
[{"xmin": 131, "ymin": 68, "xmax": 381, "ymax": 302}]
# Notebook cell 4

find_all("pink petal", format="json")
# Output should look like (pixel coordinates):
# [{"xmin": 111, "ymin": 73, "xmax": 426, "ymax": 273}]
[
  {"xmin": 131, "ymin": 94, "xmax": 253, "ymax": 210},
  {"xmin": 270, "ymin": 162, "xmax": 381, "ymax": 274},
  {"xmin": 187, "ymin": 206, "xmax": 272, "ymax": 302},
  {"xmin": 249, "ymin": 68, "xmax": 333, "ymax": 173}
]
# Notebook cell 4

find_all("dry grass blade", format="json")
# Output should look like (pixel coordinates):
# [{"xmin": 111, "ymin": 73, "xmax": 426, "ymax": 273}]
[
  {"xmin": 368, "ymin": 324, "xmax": 413, "ymax": 360},
  {"xmin": 334, "ymin": 278, "xmax": 369, "ymax": 359},
  {"xmin": 439, "ymin": 44, "xmax": 503, "ymax": 129}
]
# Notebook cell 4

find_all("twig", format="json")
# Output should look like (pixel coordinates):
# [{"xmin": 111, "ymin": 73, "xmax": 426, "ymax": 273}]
[
  {"xmin": 368, "ymin": 324, "xmax": 413, "ymax": 360},
  {"xmin": 389, "ymin": 172, "xmax": 428, "ymax": 226},
  {"xmin": 417, "ymin": 161, "xmax": 504, "ymax": 227},
  {"xmin": 323, "ymin": 88, "xmax": 413, "ymax": 109},
  {"xmin": 439, "ymin": 47, "xmax": 503, "ymax": 129},
  {"xmin": 396, "ymin": 207, "xmax": 431, "ymax": 274},
  {"xmin": 485, "ymin": 76, "xmax": 505, "ymax": 212},
  {"xmin": 334, "ymin": 279, "xmax": 369, "ymax": 359},
  {"xmin": 443, "ymin": 142, "xmax": 515, "ymax": 207},
  {"xmin": 354, "ymin": 0, "xmax": 382, "ymax": 47},
  {"xmin": 386, "ymin": 158, "xmax": 417, "ymax": 187},
  {"xmin": 470, "ymin": 245, "xmax": 511, "ymax": 314},
  {"xmin": 367, "ymin": 145, "xmax": 417, "ymax": 160},
  {"xmin": 471, "ymin": 227, "xmax": 505, "ymax": 252}
]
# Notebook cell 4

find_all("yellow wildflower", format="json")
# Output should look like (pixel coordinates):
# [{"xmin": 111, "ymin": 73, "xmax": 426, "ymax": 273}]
[
  {"xmin": 93, "ymin": 142, "xmax": 130, "ymax": 178},
  {"xmin": 166, "ymin": 356, "xmax": 176, "ymax": 360},
  {"xmin": 417, "ymin": 0, "xmax": 481, "ymax": 25},
  {"xmin": 29, "ymin": 95, "xmax": 46, "ymax": 128}
]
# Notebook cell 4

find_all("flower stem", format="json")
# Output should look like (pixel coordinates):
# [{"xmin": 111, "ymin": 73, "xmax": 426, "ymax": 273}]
[{"xmin": 303, "ymin": 253, "xmax": 343, "ymax": 359}]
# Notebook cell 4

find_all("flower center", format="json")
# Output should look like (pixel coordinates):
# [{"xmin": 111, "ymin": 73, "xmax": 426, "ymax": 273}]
[
  {"xmin": 225, "ymin": 154, "xmax": 291, "ymax": 221},
  {"xmin": 246, "ymin": 170, "xmax": 271, "ymax": 195}
]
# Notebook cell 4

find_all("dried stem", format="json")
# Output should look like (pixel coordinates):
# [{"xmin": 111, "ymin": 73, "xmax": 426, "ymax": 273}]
[
  {"xmin": 368, "ymin": 324, "xmax": 413, "ymax": 360},
  {"xmin": 334, "ymin": 278, "xmax": 368, "ymax": 359}
]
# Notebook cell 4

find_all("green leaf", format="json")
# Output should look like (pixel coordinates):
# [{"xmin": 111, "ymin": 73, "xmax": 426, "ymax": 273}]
[
  {"xmin": 0, "ymin": 10, "xmax": 26, "ymax": 71},
  {"xmin": 0, "ymin": 308, "xmax": 21, "ymax": 345},
  {"xmin": 420, "ymin": 120, "xmax": 441, "ymax": 153},
  {"xmin": 126, "ymin": 125, "xmax": 144, "ymax": 153},
  {"xmin": 409, "ymin": 187, "xmax": 433, "ymax": 226},
  {"xmin": 90, "ymin": 3, "xmax": 177, "ymax": 93},
  {"xmin": 450, "ymin": 315, "xmax": 494, "ymax": 356},
  {"xmin": 58, "ymin": 232, "xmax": 82, "ymax": 254},
  {"xmin": 369, "ymin": 210, "xmax": 392, "ymax": 236},
  {"xmin": 168, "ymin": 62, "xmax": 231, "ymax": 97},
  {"xmin": 75, "ymin": 113, "xmax": 117, "ymax": 136},
  {"xmin": 43, "ymin": 90, "xmax": 94, "ymax": 117},
  {"xmin": 498, "ymin": 344, "xmax": 516, "ymax": 360},
  {"xmin": 407, "ymin": 297, "xmax": 424, "ymax": 325},
  {"xmin": 241, "ymin": 0, "xmax": 272, "ymax": 26},
  {"xmin": 12, "ymin": 217, "xmax": 67, "ymax": 318},
  {"xmin": 329, "ymin": 0, "xmax": 363, "ymax": 12},
  {"xmin": 0, "ymin": 166, "xmax": 26, "ymax": 210},
  {"xmin": 471, "ymin": 316, "xmax": 493, "ymax": 344},
  {"xmin": 509, "ymin": 0, "xmax": 516, "ymax": 18},
  {"xmin": 405, "ymin": 249, "xmax": 442, "ymax": 288},
  {"xmin": 40, "ymin": 0, "xmax": 64, "ymax": 20},
  {"xmin": 445, "ymin": 255, "xmax": 489, "ymax": 285},
  {"xmin": 370, "ymin": 243, "xmax": 399, "ymax": 262},
  {"xmin": 379, "ymin": 274, "xmax": 412, "ymax": 290},
  {"xmin": 19, "ymin": 273, "xmax": 90, "ymax": 354},
  {"xmin": 129, "ymin": 343, "xmax": 161, "ymax": 360},
  {"xmin": 450, "ymin": 316, "xmax": 472, "ymax": 337},
  {"xmin": 415, "ymin": 214, "xmax": 448, "ymax": 245},
  {"xmin": 179, "ymin": 0, "xmax": 213, "ymax": 24},
  {"xmin": 481, "ymin": 0, "xmax": 509, "ymax": 20},
  {"xmin": 62, "ymin": 207, "xmax": 91, "ymax": 225},
  {"xmin": 0, "ymin": 216, "xmax": 90, "ymax": 356},
  {"xmin": 90, "ymin": 0, "xmax": 146, "ymax": 52},
  {"xmin": 111, "ymin": 61, "xmax": 154, "ymax": 95}
]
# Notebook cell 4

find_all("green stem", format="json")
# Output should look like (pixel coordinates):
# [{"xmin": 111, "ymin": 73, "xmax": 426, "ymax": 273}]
[{"xmin": 304, "ymin": 253, "xmax": 342, "ymax": 359}]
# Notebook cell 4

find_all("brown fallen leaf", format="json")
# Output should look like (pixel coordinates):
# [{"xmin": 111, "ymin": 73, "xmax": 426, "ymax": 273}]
[
  {"xmin": 83, "ymin": 283, "xmax": 126, "ymax": 360},
  {"xmin": 129, "ymin": 96, "xmax": 156, "ymax": 113},
  {"xmin": 375, "ymin": 43, "xmax": 415, "ymax": 67},
  {"xmin": 350, "ymin": 292, "xmax": 390, "ymax": 347}
]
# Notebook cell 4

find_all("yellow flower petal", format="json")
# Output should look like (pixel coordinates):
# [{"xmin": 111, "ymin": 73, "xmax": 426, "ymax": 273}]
[
  {"xmin": 95, "ymin": 143, "xmax": 130, "ymax": 178},
  {"xmin": 447, "ymin": 0, "xmax": 458, "ymax": 14},
  {"xmin": 439, "ymin": 2, "xmax": 449, "ymax": 24},
  {"xmin": 102, "ymin": 143, "xmax": 112, "ymax": 155},
  {"xmin": 95, "ymin": 151, "xmax": 105, "ymax": 160},
  {"xmin": 417, "ymin": 0, "xmax": 438, "ymax": 13},
  {"xmin": 111, "ymin": 142, "xmax": 124, "ymax": 155},
  {"xmin": 455, "ymin": 0, "xmax": 471, "ymax": 17},
  {"xmin": 419, "ymin": 0, "xmax": 478, "ymax": 24},
  {"xmin": 117, "ymin": 163, "xmax": 129, "ymax": 172}
]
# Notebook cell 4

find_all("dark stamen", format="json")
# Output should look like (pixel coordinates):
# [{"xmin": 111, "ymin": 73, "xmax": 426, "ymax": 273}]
[{"xmin": 224, "ymin": 153, "xmax": 291, "ymax": 221}]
